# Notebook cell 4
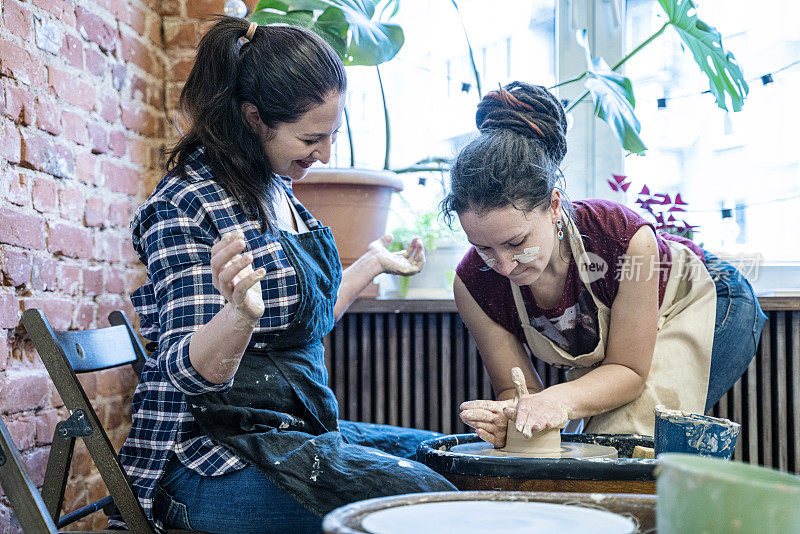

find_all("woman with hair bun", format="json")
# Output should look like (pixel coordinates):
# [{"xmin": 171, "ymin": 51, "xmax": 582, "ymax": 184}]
[
  {"xmin": 444, "ymin": 81, "xmax": 765, "ymax": 445},
  {"xmin": 118, "ymin": 16, "xmax": 454, "ymax": 533}
]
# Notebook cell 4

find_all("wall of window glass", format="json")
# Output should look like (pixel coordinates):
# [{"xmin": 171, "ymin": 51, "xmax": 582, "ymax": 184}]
[{"xmin": 330, "ymin": 0, "xmax": 799, "ymax": 289}]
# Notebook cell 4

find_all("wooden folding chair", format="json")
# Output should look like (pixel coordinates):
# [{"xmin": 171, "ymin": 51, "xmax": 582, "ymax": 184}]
[
  {"xmin": 21, "ymin": 309, "xmax": 155, "ymax": 533},
  {"xmin": 0, "ymin": 413, "xmax": 58, "ymax": 533}
]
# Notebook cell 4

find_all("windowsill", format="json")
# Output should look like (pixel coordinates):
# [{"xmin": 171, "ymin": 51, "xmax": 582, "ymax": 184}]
[
  {"xmin": 350, "ymin": 295, "xmax": 800, "ymax": 312},
  {"xmin": 748, "ymin": 263, "xmax": 800, "ymax": 295}
]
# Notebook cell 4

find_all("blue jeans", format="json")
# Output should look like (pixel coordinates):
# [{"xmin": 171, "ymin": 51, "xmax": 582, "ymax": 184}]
[
  {"xmin": 704, "ymin": 251, "xmax": 767, "ymax": 412},
  {"xmin": 152, "ymin": 421, "xmax": 441, "ymax": 533}
]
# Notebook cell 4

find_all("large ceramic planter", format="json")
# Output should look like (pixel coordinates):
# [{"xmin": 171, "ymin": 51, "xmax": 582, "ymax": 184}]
[{"xmin": 292, "ymin": 167, "xmax": 404, "ymax": 269}]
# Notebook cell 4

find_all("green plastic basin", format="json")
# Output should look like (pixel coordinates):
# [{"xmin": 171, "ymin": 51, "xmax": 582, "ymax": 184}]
[{"xmin": 657, "ymin": 453, "xmax": 800, "ymax": 533}]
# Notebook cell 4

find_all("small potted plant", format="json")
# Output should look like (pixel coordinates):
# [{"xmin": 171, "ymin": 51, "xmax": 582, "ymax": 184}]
[{"xmin": 381, "ymin": 210, "xmax": 469, "ymax": 299}]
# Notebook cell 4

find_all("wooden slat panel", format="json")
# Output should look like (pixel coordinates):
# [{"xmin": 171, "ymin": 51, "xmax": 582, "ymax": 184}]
[
  {"xmin": 480, "ymin": 346, "xmax": 493, "ymax": 400},
  {"xmin": 440, "ymin": 313, "xmax": 453, "ymax": 434},
  {"xmin": 333, "ymin": 321, "xmax": 346, "ymax": 414},
  {"xmin": 387, "ymin": 314, "xmax": 399, "ymax": 427},
  {"xmin": 413, "ymin": 314, "xmax": 425, "ymax": 428},
  {"xmin": 347, "ymin": 316, "xmax": 358, "ymax": 421},
  {"xmin": 792, "ymin": 312, "xmax": 800, "ymax": 472},
  {"xmin": 360, "ymin": 315, "xmax": 372, "ymax": 423},
  {"xmin": 732, "ymin": 373, "xmax": 744, "ymax": 462},
  {"xmin": 467, "ymin": 335, "xmax": 479, "ymax": 402},
  {"xmin": 323, "ymin": 334, "xmax": 332, "ymax": 381},
  {"xmin": 400, "ymin": 314, "xmax": 411, "ymax": 428},
  {"xmin": 716, "ymin": 391, "xmax": 729, "ymax": 420},
  {"xmin": 426, "ymin": 314, "xmax": 439, "ymax": 432},
  {"xmin": 760, "ymin": 320, "xmax": 772, "ymax": 467},
  {"xmin": 746, "ymin": 340, "xmax": 760, "ymax": 465},
  {"xmin": 454, "ymin": 316, "xmax": 467, "ymax": 434},
  {"xmin": 534, "ymin": 358, "xmax": 547, "ymax": 390},
  {"xmin": 373, "ymin": 315, "xmax": 386, "ymax": 424},
  {"xmin": 775, "ymin": 312, "xmax": 788, "ymax": 471}
]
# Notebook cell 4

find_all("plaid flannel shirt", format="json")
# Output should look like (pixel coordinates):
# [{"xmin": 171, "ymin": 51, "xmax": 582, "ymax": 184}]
[{"xmin": 116, "ymin": 147, "xmax": 322, "ymax": 530}]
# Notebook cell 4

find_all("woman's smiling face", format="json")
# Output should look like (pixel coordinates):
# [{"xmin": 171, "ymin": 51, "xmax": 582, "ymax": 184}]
[
  {"xmin": 261, "ymin": 91, "xmax": 345, "ymax": 180},
  {"xmin": 458, "ymin": 195, "xmax": 562, "ymax": 286}
]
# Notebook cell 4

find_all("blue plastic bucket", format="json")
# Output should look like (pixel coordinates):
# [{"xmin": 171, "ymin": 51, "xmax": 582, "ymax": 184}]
[{"xmin": 653, "ymin": 405, "xmax": 740, "ymax": 459}]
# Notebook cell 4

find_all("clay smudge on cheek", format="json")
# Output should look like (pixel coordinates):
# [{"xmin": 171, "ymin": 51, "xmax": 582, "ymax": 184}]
[
  {"xmin": 476, "ymin": 250, "xmax": 496, "ymax": 268},
  {"xmin": 512, "ymin": 246, "xmax": 540, "ymax": 264}
]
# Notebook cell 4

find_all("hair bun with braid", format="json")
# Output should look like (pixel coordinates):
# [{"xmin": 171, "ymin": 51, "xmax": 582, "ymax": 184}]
[{"xmin": 476, "ymin": 81, "xmax": 568, "ymax": 165}]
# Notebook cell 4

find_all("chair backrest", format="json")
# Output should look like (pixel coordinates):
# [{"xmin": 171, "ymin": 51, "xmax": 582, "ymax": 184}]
[
  {"xmin": 52, "ymin": 325, "xmax": 139, "ymax": 373},
  {"xmin": 21, "ymin": 308, "xmax": 155, "ymax": 533},
  {"xmin": 0, "ymin": 415, "xmax": 58, "ymax": 533},
  {"xmin": 22, "ymin": 309, "xmax": 147, "ymax": 377}
]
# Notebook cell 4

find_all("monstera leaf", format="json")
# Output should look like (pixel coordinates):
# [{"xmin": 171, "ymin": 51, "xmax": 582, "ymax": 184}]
[
  {"xmin": 576, "ymin": 29, "xmax": 647, "ymax": 154},
  {"xmin": 658, "ymin": 0, "xmax": 748, "ymax": 111},
  {"xmin": 250, "ymin": 8, "xmax": 316, "ymax": 31},
  {"xmin": 251, "ymin": 0, "xmax": 403, "ymax": 66}
]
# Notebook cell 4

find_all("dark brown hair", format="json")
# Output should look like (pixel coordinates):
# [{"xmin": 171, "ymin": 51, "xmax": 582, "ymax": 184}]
[
  {"xmin": 441, "ymin": 81, "xmax": 569, "ymax": 224},
  {"xmin": 166, "ymin": 17, "xmax": 347, "ymax": 230}
]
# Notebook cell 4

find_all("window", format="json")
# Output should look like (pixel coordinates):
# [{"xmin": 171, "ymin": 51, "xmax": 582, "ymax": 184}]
[
  {"xmin": 334, "ymin": 0, "xmax": 800, "ymax": 288},
  {"xmin": 622, "ymin": 0, "xmax": 800, "ymax": 273},
  {"xmin": 331, "ymin": 0, "xmax": 557, "ymax": 230}
]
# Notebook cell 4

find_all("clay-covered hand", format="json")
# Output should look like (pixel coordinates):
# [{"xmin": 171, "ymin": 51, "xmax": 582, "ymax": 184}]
[
  {"xmin": 459, "ymin": 398, "xmax": 516, "ymax": 448},
  {"xmin": 368, "ymin": 234, "xmax": 425, "ymax": 276},
  {"xmin": 211, "ymin": 231, "xmax": 267, "ymax": 327},
  {"xmin": 503, "ymin": 392, "xmax": 572, "ymax": 438}
]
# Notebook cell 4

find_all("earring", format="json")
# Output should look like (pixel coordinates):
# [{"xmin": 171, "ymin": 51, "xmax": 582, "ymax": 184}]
[{"xmin": 556, "ymin": 219, "xmax": 564, "ymax": 241}]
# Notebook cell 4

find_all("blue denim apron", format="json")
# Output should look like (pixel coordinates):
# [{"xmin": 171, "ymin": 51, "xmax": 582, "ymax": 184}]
[{"xmin": 187, "ymin": 226, "xmax": 454, "ymax": 517}]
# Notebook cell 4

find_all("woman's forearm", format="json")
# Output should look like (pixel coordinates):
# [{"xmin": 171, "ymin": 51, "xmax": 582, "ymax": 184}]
[
  {"xmin": 188, "ymin": 302, "xmax": 257, "ymax": 384},
  {"xmin": 537, "ymin": 363, "xmax": 647, "ymax": 419},
  {"xmin": 334, "ymin": 252, "xmax": 382, "ymax": 321}
]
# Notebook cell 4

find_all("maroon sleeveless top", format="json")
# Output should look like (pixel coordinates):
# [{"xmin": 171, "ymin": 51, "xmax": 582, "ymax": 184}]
[{"xmin": 456, "ymin": 199, "xmax": 705, "ymax": 356}]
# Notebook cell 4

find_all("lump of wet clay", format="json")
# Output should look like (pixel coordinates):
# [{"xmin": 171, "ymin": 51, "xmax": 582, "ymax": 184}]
[
  {"xmin": 502, "ymin": 424, "xmax": 562, "ymax": 454},
  {"xmin": 501, "ymin": 366, "xmax": 562, "ymax": 454}
]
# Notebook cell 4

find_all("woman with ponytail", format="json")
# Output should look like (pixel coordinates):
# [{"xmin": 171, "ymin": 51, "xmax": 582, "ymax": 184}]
[
  {"xmin": 118, "ymin": 17, "xmax": 453, "ymax": 533},
  {"xmin": 444, "ymin": 81, "xmax": 765, "ymax": 445}
]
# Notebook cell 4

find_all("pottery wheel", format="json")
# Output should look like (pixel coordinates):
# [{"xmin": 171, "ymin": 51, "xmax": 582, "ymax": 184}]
[
  {"xmin": 449, "ymin": 441, "xmax": 619, "ymax": 459},
  {"xmin": 360, "ymin": 501, "xmax": 635, "ymax": 534}
]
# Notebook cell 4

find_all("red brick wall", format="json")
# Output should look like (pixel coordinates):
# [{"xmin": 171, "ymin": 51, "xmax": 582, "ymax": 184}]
[{"xmin": 0, "ymin": 0, "xmax": 189, "ymax": 530}]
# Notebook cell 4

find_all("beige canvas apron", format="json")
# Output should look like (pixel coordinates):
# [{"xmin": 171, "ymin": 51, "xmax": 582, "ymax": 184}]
[{"xmin": 510, "ymin": 216, "xmax": 716, "ymax": 435}]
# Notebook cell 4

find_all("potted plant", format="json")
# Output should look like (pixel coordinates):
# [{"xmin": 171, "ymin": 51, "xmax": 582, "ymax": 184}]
[{"xmin": 380, "ymin": 208, "xmax": 469, "ymax": 299}]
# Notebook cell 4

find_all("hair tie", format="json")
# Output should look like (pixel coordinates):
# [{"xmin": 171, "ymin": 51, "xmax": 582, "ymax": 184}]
[{"xmin": 245, "ymin": 21, "xmax": 257, "ymax": 41}]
